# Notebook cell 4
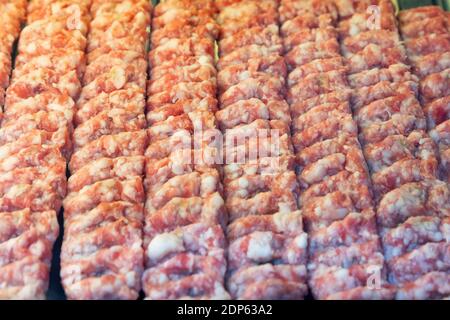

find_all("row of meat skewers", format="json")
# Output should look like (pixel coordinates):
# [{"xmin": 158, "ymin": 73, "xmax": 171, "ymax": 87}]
[
  {"xmin": 0, "ymin": 0, "xmax": 449, "ymax": 299},
  {"xmin": 61, "ymin": 0, "xmax": 151, "ymax": 299},
  {"xmin": 216, "ymin": 0, "xmax": 308, "ymax": 299},
  {"xmin": 144, "ymin": 0, "xmax": 229, "ymax": 299},
  {"xmin": 0, "ymin": 0, "xmax": 78, "ymax": 298}
]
